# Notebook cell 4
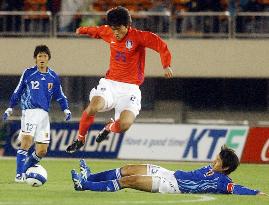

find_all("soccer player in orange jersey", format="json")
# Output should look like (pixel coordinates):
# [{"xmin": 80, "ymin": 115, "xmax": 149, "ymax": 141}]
[{"xmin": 66, "ymin": 6, "xmax": 173, "ymax": 153}]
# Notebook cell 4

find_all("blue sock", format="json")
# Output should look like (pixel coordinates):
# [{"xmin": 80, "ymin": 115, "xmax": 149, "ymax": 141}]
[
  {"xmin": 27, "ymin": 144, "xmax": 35, "ymax": 156},
  {"xmin": 88, "ymin": 168, "xmax": 122, "ymax": 182},
  {"xmin": 83, "ymin": 179, "xmax": 121, "ymax": 192},
  {"xmin": 16, "ymin": 149, "xmax": 28, "ymax": 175},
  {"xmin": 23, "ymin": 151, "xmax": 42, "ymax": 173}
]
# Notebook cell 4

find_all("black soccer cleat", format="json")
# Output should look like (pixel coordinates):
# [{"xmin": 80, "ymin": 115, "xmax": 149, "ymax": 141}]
[
  {"xmin": 95, "ymin": 127, "xmax": 110, "ymax": 143},
  {"xmin": 66, "ymin": 139, "xmax": 84, "ymax": 153}
]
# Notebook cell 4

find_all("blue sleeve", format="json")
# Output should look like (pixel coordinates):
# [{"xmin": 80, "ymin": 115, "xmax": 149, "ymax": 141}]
[
  {"xmin": 232, "ymin": 184, "xmax": 259, "ymax": 195},
  {"xmin": 53, "ymin": 75, "xmax": 69, "ymax": 111},
  {"xmin": 9, "ymin": 70, "xmax": 27, "ymax": 108},
  {"xmin": 220, "ymin": 177, "xmax": 259, "ymax": 195}
]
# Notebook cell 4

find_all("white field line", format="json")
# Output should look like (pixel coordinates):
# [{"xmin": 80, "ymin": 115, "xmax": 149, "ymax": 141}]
[
  {"xmin": 0, "ymin": 156, "xmax": 209, "ymax": 166},
  {"xmin": 109, "ymin": 195, "xmax": 216, "ymax": 204},
  {"xmin": 0, "ymin": 195, "xmax": 216, "ymax": 205}
]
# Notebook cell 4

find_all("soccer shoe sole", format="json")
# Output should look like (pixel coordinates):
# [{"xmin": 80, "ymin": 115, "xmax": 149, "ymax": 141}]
[{"xmin": 79, "ymin": 159, "xmax": 91, "ymax": 180}]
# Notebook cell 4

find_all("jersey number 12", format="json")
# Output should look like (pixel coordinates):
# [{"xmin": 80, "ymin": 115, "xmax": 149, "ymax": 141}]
[{"xmin": 31, "ymin": 81, "xmax": 40, "ymax": 89}]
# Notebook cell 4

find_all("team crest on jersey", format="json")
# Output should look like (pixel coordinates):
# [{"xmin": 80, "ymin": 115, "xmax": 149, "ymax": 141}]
[
  {"xmin": 126, "ymin": 40, "xmax": 133, "ymax": 49},
  {"xmin": 227, "ymin": 183, "xmax": 234, "ymax": 193},
  {"xmin": 48, "ymin": 83, "xmax": 53, "ymax": 91}
]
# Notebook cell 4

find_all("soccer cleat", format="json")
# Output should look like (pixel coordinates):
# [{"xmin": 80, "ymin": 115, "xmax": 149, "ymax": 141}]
[
  {"xmin": 80, "ymin": 159, "xmax": 91, "ymax": 180},
  {"xmin": 15, "ymin": 173, "xmax": 26, "ymax": 183},
  {"xmin": 71, "ymin": 170, "xmax": 84, "ymax": 191},
  {"xmin": 95, "ymin": 119, "xmax": 114, "ymax": 143},
  {"xmin": 66, "ymin": 139, "xmax": 84, "ymax": 153}
]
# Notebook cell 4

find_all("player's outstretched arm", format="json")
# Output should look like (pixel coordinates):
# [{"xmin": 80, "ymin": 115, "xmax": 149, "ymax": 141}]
[{"xmin": 232, "ymin": 184, "xmax": 260, "ymax": 195}]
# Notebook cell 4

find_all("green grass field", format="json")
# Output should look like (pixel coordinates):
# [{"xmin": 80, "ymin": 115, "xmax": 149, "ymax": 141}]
[{"xmin": 0, "ymin": 158, "xmax": 268, "ymax": 205}]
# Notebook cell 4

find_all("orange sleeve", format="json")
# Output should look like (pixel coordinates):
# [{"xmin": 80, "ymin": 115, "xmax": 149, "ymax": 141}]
[
  {"xmin": 78, "ymin": 25, "xmax": 111, "ymax": 41},
  {"xmin": 138, "ymin": 31, "xmax": 171, "ymax": 68}
]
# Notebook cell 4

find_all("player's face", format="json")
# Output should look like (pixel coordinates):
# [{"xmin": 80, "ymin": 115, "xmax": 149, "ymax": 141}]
[
  {"xmin": 111, "ymin": 25, "xmax": 128, "ymax": 41},
  {"xmin": 212, "ymin": 154, "xmax": 226, "ymax": 173},
  {"xmin": 36, "ymin": 52, "xmax": 49, "ymax": 71}
]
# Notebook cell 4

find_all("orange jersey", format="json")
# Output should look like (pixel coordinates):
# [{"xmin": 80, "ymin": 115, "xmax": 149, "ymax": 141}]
[{"xmin": 78, "ymin": 25, "xmax": 171, "ymax": 85}]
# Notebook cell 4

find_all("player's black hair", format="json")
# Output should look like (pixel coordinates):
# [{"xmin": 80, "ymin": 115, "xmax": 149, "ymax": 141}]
[
  {"xmin": 219, "ymin": 145, "xmax": 240, "ymax": 175},
  {"xmin": 33, "ymin": 45, "xmax": 51, "ymax": 60},
  {"xmin": 107, "ymin": 6, "xmax": 132, "ymax": 27}
]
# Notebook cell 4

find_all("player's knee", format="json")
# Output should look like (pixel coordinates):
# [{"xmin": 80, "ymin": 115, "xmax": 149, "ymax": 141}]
[
  {"xmin": 87, "ymin": 97, "xmax": 105, "ymax": 114},
  {"xmin": 35, "ymin": 149, "xmax": 47, "ymax": 157},
  {"xmin": 20, "ymin": 135, "xmax": 33, "ymax": 150},
  {"xmin": 85, "ymin": 106, "xmax": 99, "ymax": 115},
  {"xmin": 121, "ymin": 165, "xmax": 135, "ymax": 176},
  {"xmin": 119, "ymin": 121, "xmax": 132, "ymax": 132}
]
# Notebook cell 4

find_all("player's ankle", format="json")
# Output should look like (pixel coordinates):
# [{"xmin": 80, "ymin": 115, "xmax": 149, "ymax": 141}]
[{"xmin": 77, "ymin": 134, "xmax": 86, "ymax": 143}]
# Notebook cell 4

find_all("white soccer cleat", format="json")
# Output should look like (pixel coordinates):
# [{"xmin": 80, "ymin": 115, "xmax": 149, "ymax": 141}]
[{"xmin": 14, "ymin": 173, "xmax": 26, "ymax": 183}]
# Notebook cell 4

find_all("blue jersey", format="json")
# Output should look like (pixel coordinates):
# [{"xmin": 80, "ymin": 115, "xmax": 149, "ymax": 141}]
[
  {"xmin": 174, "ymin": 165, "xmax": 259, "ymax": 195},
  {"xmin": 9, "ymin": 66, "xmax": 69, "ymax": 112}
]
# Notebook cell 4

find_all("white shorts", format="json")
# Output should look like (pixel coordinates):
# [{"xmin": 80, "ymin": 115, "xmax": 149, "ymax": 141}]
[
  {"xmin": 89, "ymin": 78, "xmax": 141, "ymax": 120},
  {"xmin": 147, "ymin": 164, "xmax": 181, "ymax": 194},
  {"xmin": 18, "ymin": 109, "xmax": 50, "ymax": 144}
]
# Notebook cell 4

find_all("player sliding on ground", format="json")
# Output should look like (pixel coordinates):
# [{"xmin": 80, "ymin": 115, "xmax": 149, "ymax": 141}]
[
  {"xmin": 66, "ymin": 6, "xmax": 173, "ymax": 153},
  {"xmin": 71, "ymin": 145, "xmax": 267, "ymax": 195}
]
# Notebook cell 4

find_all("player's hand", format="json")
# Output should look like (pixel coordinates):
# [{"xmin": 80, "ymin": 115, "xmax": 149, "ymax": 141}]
[
  {"xmin": 2, "ymin": 108, "xmax": 13, "ymax": 121},
  {"xmin": 64, "ymin": 109, "xmax": 72, "ymax": 121},
  {"xmin": 75, "ymin": 28, "xmax": 80, "ymax": 34},
  {"xmin": 164, "ymin": 67, "xmax": 173, "ymax": 78},
  {"xmin": 258, "ymin": 192, "xmax": 269, "ymax": 196}
]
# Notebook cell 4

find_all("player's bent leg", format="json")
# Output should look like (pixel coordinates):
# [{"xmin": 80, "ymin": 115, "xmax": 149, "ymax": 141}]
[
  {"xmin": 23, "ymin": 143, "xmax": 48, "ymax": 173},
  {"xmin": 120, "ymin": 164, "xmax": 148, "ymax": 176},
  {"xmin": 119, "ymin": 175, "xmax": 153, "ymax": 192},
  {"xmin": 71, "ymin": 170, "xmax": 121, "ymax": 192},
  {"xmin": 67, "ymin": 96, "xmax": 106, "ymax": 152},
  {"xmin": 85, "ymin": 96, "xmax": 106, "ymax": 115},
  {"xmin": 96, "ymin": 110, "xmax": 135, "ymax": 143},
  {"xmin": 35, "ymin": 143, "xmax": 48, "ymax": 157},
  {"xmin": 95, "ymin": 118, "xmax": 115, "ymax": 143},
  {"xmin": 20, "ymin": 135, "xmax": 33, "ymax": 150},
  {"xmin": 118, "ymin": 110, "xmax": 136, "ymax": 132},
  {"xmin": 15, "ymin": 134, "xmax": 33, "ymax": 183}
]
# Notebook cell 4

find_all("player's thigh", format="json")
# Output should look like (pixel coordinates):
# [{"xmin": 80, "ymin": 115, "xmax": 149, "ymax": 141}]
[
  {"xmin": 20, "ymin": 109, "xmax": 38, "ymax": 138},
  {"xmin": 86, "ymin": 96, "xmax": 106, "ymax": 113},
  {"xmin": 120, "ymin": 175, "xmax": 152, "ymax": 192},
  {"xmin": 152, "ymin": 176, "xmax": 181, "ymax": 194},
  {"xmin": 89, "ymin": 78, "xmax": 115, "ymax": 112},
  {"xmin": 118, "ymin": 110, "xmax": 136, "ymax": 130},
  {"xmin": 121, "ymin": 164, "xmax": 148, "ymax": 176},
  {"xmin": 115, "ymin": 89, "xmax": 141, "ymax": 120},
  {"xmin": 31, "ymin": 109, "xmax": 50, "ymax": 144}
]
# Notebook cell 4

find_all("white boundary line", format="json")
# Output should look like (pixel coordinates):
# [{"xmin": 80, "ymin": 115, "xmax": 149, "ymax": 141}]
[
  {"xmin": 0, "ymin": 156, "xmax": 209, "ymax": 166},
  {"xmin": 0, "ymin": 195, "xmax": 216, "ymax": 205},
  {"xmin": 109, "ymin": 195, "xmax": 216, "ymax": 204}
]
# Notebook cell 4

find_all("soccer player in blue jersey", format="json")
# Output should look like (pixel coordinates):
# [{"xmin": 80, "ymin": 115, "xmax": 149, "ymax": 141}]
[
  {"xmin": 2, "ymin": 45, "xmax": 71, "ymax": 182},
  {"xmin": 71, "ymin": 145, "xmax": 267, "ymax": 195}
]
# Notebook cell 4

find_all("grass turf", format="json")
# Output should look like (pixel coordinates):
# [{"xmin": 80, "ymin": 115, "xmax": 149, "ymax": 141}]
[{"xmin": 0, "ymin": 158, "xmax": 268, "ymax": 205}]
